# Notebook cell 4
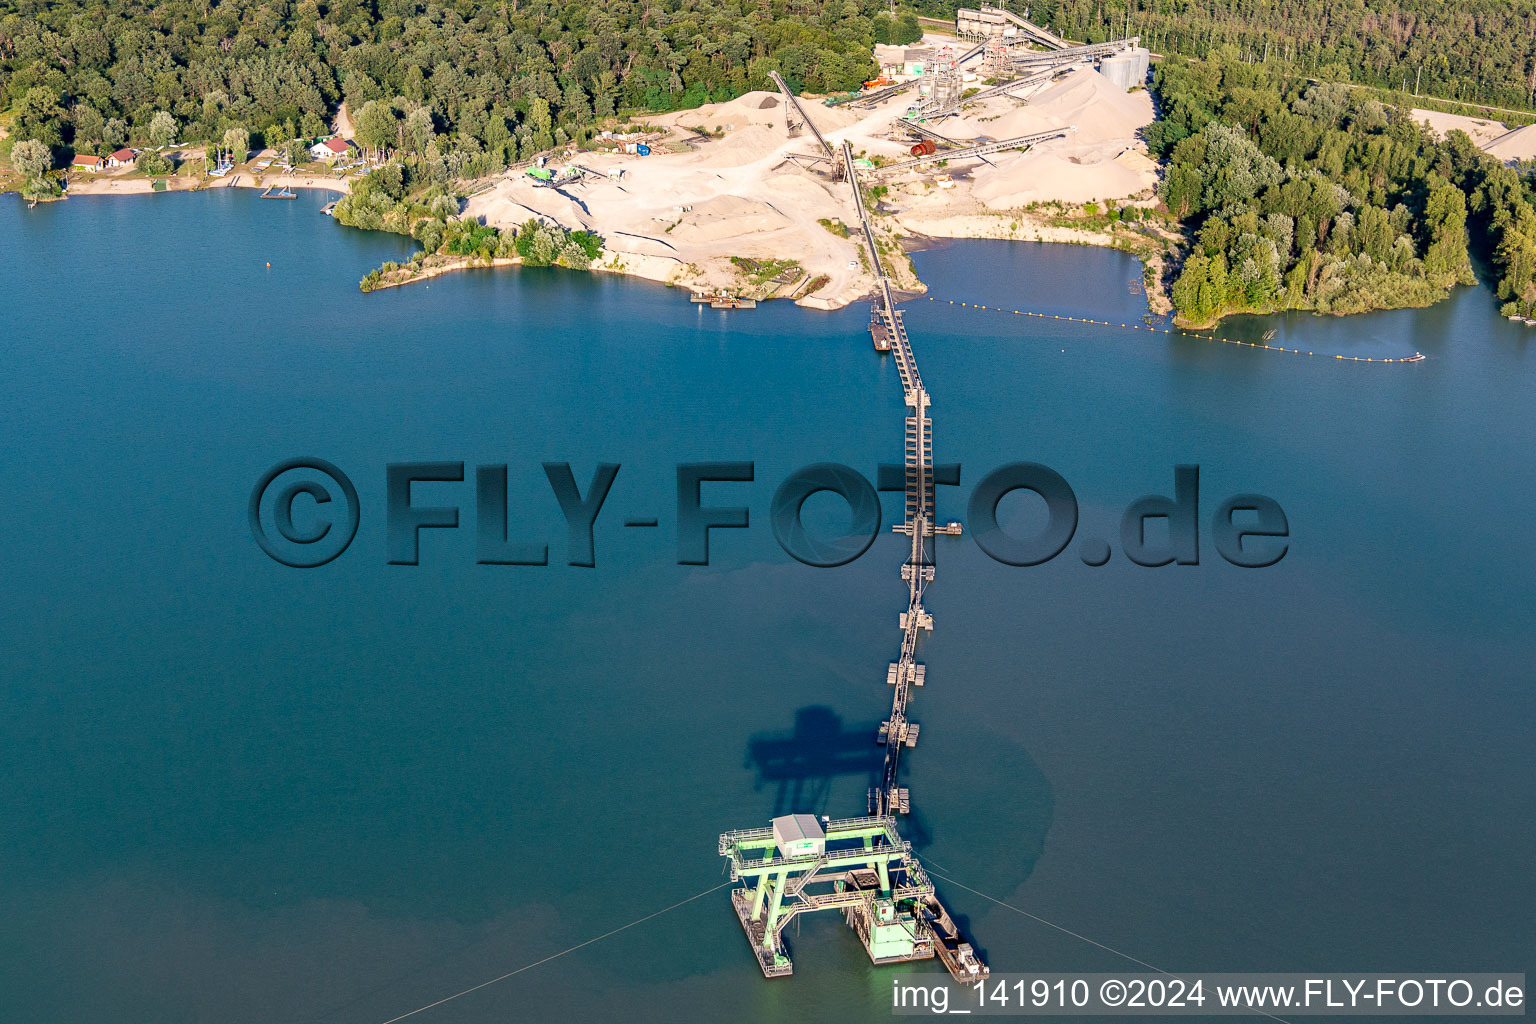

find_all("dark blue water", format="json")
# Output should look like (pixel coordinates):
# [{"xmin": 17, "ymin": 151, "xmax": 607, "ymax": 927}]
[{"xmin": 1, "ymin": 193, "xmax": 1531, "ymax": 1024}]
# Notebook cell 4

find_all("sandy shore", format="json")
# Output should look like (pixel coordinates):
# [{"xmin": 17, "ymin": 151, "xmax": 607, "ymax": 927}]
[
  {"xmin": 895, "ymin": 210, "xmax": 1144, "ymax": 246},
  {"xmin": 366, "ymin": 255, "xmax": 519, "ymax": 291},
  {"xmin": 64, "ymin": 164, "xmax": 351, "ymax": 198},
  {"xmin": 365, "ymin": 250, "xmax": 699, "ymax": 294}
]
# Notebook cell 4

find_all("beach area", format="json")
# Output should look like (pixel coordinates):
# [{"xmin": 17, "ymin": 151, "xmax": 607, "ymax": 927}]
[{"xmin": 62, "ymin": 164, "xmax": 351, "ymax": 198}]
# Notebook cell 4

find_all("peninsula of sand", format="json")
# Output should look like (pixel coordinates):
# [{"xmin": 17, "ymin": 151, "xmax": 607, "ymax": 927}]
[{"xmin": 465, "ymin": 57, "xmax": 1164, "ymax": 310}]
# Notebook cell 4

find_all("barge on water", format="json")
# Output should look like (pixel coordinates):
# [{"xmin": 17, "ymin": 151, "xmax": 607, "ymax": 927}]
[
  {"xmin": 719, "ymin": 814, "xmax": 987, "ymax": 982},
  {"xmin": 690, "ymin": 293, "xmax": 758, "ymax": 309},
  {"xmin": 870, "ymin": 305, "xmax": 893, "ymax": 351}
]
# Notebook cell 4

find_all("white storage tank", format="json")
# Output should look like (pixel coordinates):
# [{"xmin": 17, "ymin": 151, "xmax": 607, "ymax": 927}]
[{"xmin": 1100, "ymin": 47, "xmax": 1151, "ymax": 92}]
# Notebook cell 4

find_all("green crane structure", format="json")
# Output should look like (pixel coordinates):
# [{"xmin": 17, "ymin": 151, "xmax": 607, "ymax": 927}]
[{"xmin": 719, "ymin": 815, "xmax": 936, "ymax": 977}]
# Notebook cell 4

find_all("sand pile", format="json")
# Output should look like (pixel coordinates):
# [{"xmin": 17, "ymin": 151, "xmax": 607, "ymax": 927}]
[
  {"xmin": 470, "ymin": 187, "xmax": 598, "ymax": 233},
  {"xmin": 971, "ymin": 147, "xmax": 1150, "ymax": 207},
  {"xmin": 981, "ymin": 68, "xmax": 1154, "ymax": 146},
  {"xmin": 862, "ymin": 134, "xmax": 919, "ymax": 161},
  {"xmin": 680, "ymin": 123, "xmax": 783, "ymax": 166},
  {"xmin": 1114, "ymin": 148, "xmax": 1158, "ymax": 174},
  {"xmin": 926, "ymin": 68, "xmax": 1157, "ymax": 208},
  {"xmin": 764, "ymin": 171, "xmax": 840, "ymax": 207},
  {"xmin": 812, "ymin": 103, "xmax": 866, "ymax": 134},
  {"xmin": 666, "ymin": 194, "xmax": 792, "ymax": 243},
  {"xmin": 1411, "ymin": 108, "xmax": 1536, "ymax": 165},
  {"xmin": 459, "ymin": 49, "xmax": 1169, "ymax": 308},
  {"xmin": 668, "ymin": 92, "xmax": 785, "ymax": 130},
  {"xmin": 1484, "ymin": 124, "xmax": 1536, "ymax": 165},
  {"xmin": 1413, "ymin": 109, "xmax": 1509, "ymax": 147}
]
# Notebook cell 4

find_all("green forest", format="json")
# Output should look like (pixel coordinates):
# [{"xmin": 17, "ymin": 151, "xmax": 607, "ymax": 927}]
[
  {"xmin": 0, "ymin": 0, "xmax": 913, "ymax": 171},
  {"xmin": 1150, "ymin": 53, "xmax": 1536, "ymax": 325},
  {"xmin": 911, "ymin": 0, "xmax": 1536, "ymax": 113}
]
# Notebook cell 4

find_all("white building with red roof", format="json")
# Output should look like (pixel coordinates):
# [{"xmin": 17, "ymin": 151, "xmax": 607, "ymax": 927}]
[
  {"xmin": 71, "ymin": 154, "xmax": 104, "ymax": 172},
  {"xmin": 309, "ymin": 137, "xmax": 354, "ymax": 161}
]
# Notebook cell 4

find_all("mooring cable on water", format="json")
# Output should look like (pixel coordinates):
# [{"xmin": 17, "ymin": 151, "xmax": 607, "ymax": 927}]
[
  {"xmin": 369, "ymin": 880, "xmax": 732, "ymax": 1024},
  {"xmin": 926, "ymin": 867, "xmax": 1167, "ymax": 973},
  {"xmin": 924, "ymin": 867, "xmax": 1292, "ymax": 1024},
  {"xmin": 926, "ymin": 296, "xmax": 1425, "ymax": 364},
  {"xmin": 361, "ymin": 868, "xmax": 1294, "ymax": 1024}
]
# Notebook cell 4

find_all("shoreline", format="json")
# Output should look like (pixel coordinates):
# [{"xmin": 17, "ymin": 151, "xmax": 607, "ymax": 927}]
[
  {"xmin": 14, "ymin": 64, "xmax": 1175, "ymax": 314},
  {"xmin": 55, "ymin": 169, "xmax": 351, "ymax": 199},
  {"xmin": 9, "ymin": 169, "xmax": 1173, "ymax": 317},
  {"xmin": 353, "ymin": 203, "xmax": 1175, "ymax": 313},
  {"xmin": 1168, "ymin": 287, "xmax": 1464, "ymax": 330},
  {"xmin": 893, "ymin": 211, "xmax": 1174, "ymax": 314},
  {"xmin": 12, "ymin": 55, "xmax": 1532, "ymax": 324},
  {"xmin": 11, "ymin": 166, "xmax": 1478, "ymax": 335},
  {"xmin": 359, "ymin": 247, "xmax": 704, "ymax": 295}
]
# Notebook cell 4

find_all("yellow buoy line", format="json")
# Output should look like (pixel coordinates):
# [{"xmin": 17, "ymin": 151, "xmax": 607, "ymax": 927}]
[{"xmin": 925, "ymin": 297, "xmax": 1426, "ymax": 364}]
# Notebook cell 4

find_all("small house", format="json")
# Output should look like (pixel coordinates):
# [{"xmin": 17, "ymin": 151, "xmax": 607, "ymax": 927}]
[
  {"xmin": 72, "ymin": 154, "xmax": 104, "ymax": 172},
  {"xmin": 771, "ymin": 814, "xmax": 825, "ymax": 859},
  {"xmin": 106, "ymin": 148, "xmax": 137, "ymax": 168},
  {"xmin": 310, "ymin": 137, "xmax": 353, "ymax": 161}
]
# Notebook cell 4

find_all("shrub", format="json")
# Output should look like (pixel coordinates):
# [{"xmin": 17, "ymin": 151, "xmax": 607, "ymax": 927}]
[
  {"xmin": 443, "ymin": 221, "xmax": 501, "ymax": 257},
  {"xmin": 414, "ymin": 219, "xmax": 445, "ymax": 254},
  {"xmin": 139, "ymin": 150, "xmax": 174, "ymax": 176},
  {"xmin": 559, "ymin": 240, "xmax": 592, "ymax": 269},
  {"xmin": 569, "ymin": 230, "xmax": 604, "ymax": 260},
  {"xmin": 10, "ymin": 138, "xmax": 52, "ymax": 177}
]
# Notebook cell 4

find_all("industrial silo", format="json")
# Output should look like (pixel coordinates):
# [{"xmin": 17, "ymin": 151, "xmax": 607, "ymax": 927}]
[{"xmin": 1100, "ymin": 47, "xmax": 1151, "ymax": 91}]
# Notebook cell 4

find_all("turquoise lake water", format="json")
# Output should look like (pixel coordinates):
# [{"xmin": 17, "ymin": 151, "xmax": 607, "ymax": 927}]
[{"xmin": 1, "ymin": 190, "xmax": 1532, "ymax": 1023}]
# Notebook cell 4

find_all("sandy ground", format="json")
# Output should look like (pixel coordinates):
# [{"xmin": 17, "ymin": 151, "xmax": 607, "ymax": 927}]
[
  {"xmin": 467, "ymin": 91, "xmax": 879, "ymax": 307},
  {"xmin": 65, "ymin": 162, "xmax": 351, "ymax": 198},
  {"xmin": 898, "ymin": 70, "xmax": 1157, "ymax": 214},
  {"xmin": 1482, "ymin": 124, "xmax": 1536, "ymax": 165},
  {"xmin": 1414, "ymin": 108, "xmax": 1536, "ymax": 165},
  {"xmin": 1413, "ymin": 108, "xmax": 1510, "ymax": 147},
  {"xmin": 466, "ymin": 65, "xmax": 1158, "ymax": 308}
]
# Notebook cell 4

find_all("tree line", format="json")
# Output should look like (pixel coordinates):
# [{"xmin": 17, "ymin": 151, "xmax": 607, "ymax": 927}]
[
  {"xmin": 1, "ymin": 0, "xmax": 913, "ymax": 176},
  {"xmin": 1150, "ymin": 53, "xmax": 1536, "ymax": 325},
  {"xmin": 907, "ymin": 0, "xmax": 1536, "ymax": 113},
  {"xmin": 358, "ymin": 213, "xmax": 603, "ymax": 291}
]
